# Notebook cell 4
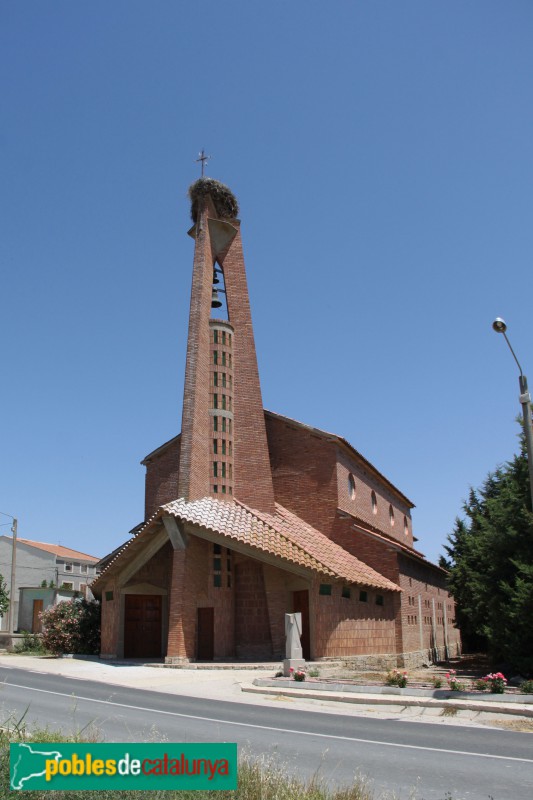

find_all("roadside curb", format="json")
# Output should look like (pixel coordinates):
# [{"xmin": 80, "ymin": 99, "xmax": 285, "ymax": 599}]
[{"xmin": 241, "ymin": 684, "xmax": 533, "ymax": 717}]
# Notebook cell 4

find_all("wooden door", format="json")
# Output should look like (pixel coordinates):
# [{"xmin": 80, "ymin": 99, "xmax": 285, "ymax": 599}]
[
  {"xmin": 124, "ymin": 595, "xmax": 162, "ymax": 658},
  {"xmin": 197, "ymin": 607, "xmax": 214, "ymax": 660},
  {"xmin": 292, "ymin": 590, "xmax": 311, "ymax": 660},
  {"xmin": 32, "ymin": 599, "xmax": 44, "ymax": 633}
]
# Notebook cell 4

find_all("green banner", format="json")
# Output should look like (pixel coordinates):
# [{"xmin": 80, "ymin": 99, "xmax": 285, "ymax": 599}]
[{"xmin": 10, "ymin": 742, "xmax": 237, "ymax": 791}]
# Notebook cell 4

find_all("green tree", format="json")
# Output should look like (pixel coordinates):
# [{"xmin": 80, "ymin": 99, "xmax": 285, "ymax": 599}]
[
  {"xmin": 0, "ymin": 574, "xmax": 9, "ymax": 617},
  {"xmin": 444, "ymin": 431, "xmax": 533, "ymax": 674}
]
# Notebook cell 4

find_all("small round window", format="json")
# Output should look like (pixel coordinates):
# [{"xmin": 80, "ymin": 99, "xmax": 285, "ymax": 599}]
[
  {"xmin": 389, "ymin": 504, "xmax": 395, "ymax": 526},
  {"xmin": 371, "ymin": 491, "xmax": 378, "ymax": 515},
  {"xmin": 348, "ymin": 473, "xmax": 356, "ymax": 499}
]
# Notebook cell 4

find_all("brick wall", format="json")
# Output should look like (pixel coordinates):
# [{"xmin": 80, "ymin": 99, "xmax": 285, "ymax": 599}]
[
  {"xmin": 262, "ymin": 564, "xmax": 291, "ymax": 659},
  {"xmin": 398, "ymin": 554, "xmax": 461, "ymax": 659},
  {"xmin": 209, "ymin": 320, "xmax": 235, "ymax": 499},
  {"xmin": 100, "ymin": 577, "xmax": 119, "ymax": 657},
  {"xmin": 336, "ymin": 447, "xmax": 414, "ymax": 546},
  {"xmin": 144, "ymin": 439, "xmax": 181, "ymax": 518},
  {"xmin": 234, "ymin": 557, "xmax": 273, "ymax": 659},
  {"xmin": 207, "ymin": 542, "xmax": 234, "ymax": 659},
  {"xmin": 217, "ymin": 222, "xmax": 275, "ymax": 514},
  {"xmin": 265, "ymin": 414, "xmax": 338, "ymax": 535},
  {"xmin": 167, "ymin": 538, "xmax": 205, "ymax": 660},
  {"xmin": 312, "ymin": 577, "xmax": 397, "ymax": 658},
  {"xmin": 178, "ymin": 197, "xmax": 217, "ymax": 501},
  {"xmin": 330, "ymin": 518, "xmax": 401, "ymax": 584},
  {"xmin": 176, "ymin": 193, "xmax": 275, "ymax": 513}
]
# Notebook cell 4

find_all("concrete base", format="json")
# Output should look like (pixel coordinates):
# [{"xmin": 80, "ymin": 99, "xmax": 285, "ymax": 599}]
[
  {"xmin": 315, "ymin": 644, "xmax": 462, "ymax": 671},
  {"xmin": 0, "ymin": 633, "xmax": 26, "ymax": 650},
  {"xmin": 283, "ymin": 658, "xmax": 305, "ymax": 677},
  {"xmin": 165, "ymin": 656, "xmax": 191, "ymax": 665}
]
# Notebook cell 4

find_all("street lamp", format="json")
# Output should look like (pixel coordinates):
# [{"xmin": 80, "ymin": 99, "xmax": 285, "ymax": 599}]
[{"xmin": 492, "ymin": 317, "xmax": 533, "ymax": 510}]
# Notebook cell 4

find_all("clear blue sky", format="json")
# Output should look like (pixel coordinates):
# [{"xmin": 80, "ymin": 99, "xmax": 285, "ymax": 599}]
[{"xmin": 2, "ymin": 1, "xmax": 532, "ymax": 564}]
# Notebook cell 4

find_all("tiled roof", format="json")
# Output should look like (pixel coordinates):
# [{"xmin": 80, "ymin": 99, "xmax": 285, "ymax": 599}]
[
  {"xmin": 15, "ymin": 538, "xmax": 100, "ymax": 563},
  {"xmin": 94, "ymin": 497, "xmax": 399, "ymax": 592}
]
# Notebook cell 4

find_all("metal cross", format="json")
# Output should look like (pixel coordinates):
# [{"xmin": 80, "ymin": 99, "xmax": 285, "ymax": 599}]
[{"xmin": 195, "ymin": 149, "xmax": 211, "ymax": 176}]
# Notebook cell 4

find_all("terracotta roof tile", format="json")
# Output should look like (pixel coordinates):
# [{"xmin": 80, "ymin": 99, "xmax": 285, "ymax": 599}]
[
  {"xmin": 161, "ymin": 498, "xmax": 399, "ymax": 591},
  {"xmin": 15, "ymin": 538, "xmax": 100, "ymax": 563},
  {"xmin": 93, "ymin": 497, "xmax": 400, "ymax": 592}
]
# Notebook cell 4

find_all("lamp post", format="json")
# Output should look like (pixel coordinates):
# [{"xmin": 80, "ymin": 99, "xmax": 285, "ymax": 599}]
[{"xmin": 492, "ymin": 317, "xmax": 533, "ymax": 510}]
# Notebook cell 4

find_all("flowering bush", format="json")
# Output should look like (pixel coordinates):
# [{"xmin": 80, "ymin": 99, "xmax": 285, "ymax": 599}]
[
  {"xmin": 445, "ymin": 669, "xmax": 466, "ymax": 691},
  {"xmin": 472, "ymin": 678, "xmax": 489, "ymax": 691},
  {"xmin": 482, "ymin": 672, "xmax": 507, "ymax": 694},
  {"xmin": 385, "ymin": 669, "xmax": 408, "ymax": 688},
  {"xmin": 40, "ymin": 599, "xmax": 100, "ymax": 656},
  {"xmin": 430, "ymin": 675, "xmax": 443, "ymax": 688},
  {"xmin": 293, "ymin": 669, "xmax": 306, "ymax": 682}
]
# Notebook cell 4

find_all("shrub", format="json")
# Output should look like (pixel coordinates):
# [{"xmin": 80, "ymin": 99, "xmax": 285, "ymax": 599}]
[
  {"xmin": 482, "ymin": 672, "xmax": 507, "ymax": 694},
  {"xmin": 13, "ymin": 631, "xmax": 47, "ymax": 654},
  {"xmin": 293, "ymin": 669, "xmax": 306, "ymax": 682},
  {"xmin": 40, "ymin": 599, "xmax": 100, "ymax": 656},
  {"xmin": 430, "ymin": 675, "xmax": 443, "ymax": 688},
  {"xmin": 520, "ymin": 679, "xmax": 533, "ymax": 694},
  {"xmin": 472, "ymin": 678, "xmax": 489, "ymax": 692},
  {"xmin": 385, "ymin": 669, "xmax": 408, "ymax": 688},
  {"xmin": 0, "ymin": 574, "xmax": 9, "ymax": 618},
  {"xmin": 445, "ymin": 669, "xmax": 466, "ymax": 692}
]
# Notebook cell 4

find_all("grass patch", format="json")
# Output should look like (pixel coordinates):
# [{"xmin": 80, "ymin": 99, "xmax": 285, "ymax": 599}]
[
  {"xmin": 0, "ymin": 722, "xmax": 465, "ymax": 800},
  {"xmin": 0, "ymin": 726, "xmax": 374, "ymax": 800},
  {"xmin": 481, "ymin": 718, "xmax": 533, "ymax": 733},
  {"xmin": 440, "ymin": 706, "xmax": 459, "ymax": 717},
  {"xmin": 12, "ymin": 632, "xmax": 49, "ymax": 655}
]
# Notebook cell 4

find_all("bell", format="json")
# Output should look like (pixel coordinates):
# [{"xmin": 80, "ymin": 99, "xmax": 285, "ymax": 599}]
[
  {"xmin": 212, "ymin": 270, "xmax": 220, "ymax": 285},
  {"xmin": 211, "ymin": 289, "xmax": 222, "ymax": 309}
]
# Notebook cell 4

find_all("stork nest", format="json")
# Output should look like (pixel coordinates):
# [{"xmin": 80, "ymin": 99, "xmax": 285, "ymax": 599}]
[{"xmin": 188, "ymin": 178, "xmax": 239, "ymax": 223}]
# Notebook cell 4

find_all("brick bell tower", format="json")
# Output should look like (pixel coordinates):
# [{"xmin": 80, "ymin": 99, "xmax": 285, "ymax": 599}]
[{"xmin": 177, "ymin": 178, "xmax": 275, "ymax": 514}]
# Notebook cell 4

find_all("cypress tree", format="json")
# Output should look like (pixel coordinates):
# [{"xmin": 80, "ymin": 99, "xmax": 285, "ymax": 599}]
[{"xmin": 444, "ymin": 430, "xmax": 533, "ymax": 674}]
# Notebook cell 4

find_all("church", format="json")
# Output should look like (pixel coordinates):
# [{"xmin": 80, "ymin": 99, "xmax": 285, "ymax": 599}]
[{"xmin": 92, "ymin": 177, "xmax": 460, "ymax": 667}]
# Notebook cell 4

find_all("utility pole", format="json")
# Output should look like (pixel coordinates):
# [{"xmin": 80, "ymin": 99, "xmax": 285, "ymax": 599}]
[{"xmin": 9, "ymin": 518, "xmax": 17, "ymax": 634}]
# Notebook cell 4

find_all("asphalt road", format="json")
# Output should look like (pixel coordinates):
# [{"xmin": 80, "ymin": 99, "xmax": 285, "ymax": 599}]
[{"xmin": 0, "ymin": 666, "xmax": 531, "ymax": 800}]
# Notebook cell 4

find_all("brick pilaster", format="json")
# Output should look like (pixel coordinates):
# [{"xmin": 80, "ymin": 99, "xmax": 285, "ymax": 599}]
[
  {"xmin": 178, "ymin": 198, "xmax": 216, "ymax": 501},
  {"xmin": 166, "ymin": 548, "xmax": 189, "ymax": 660},
  {"xmin": 218, "ymin": 224, "xmax": 275, "ymax": 513}
]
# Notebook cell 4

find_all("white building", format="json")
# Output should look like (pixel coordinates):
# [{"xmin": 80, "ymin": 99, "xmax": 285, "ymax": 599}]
[{"xmin": 0, "ymin": 537, "xmax": 100, "ymax": 631}]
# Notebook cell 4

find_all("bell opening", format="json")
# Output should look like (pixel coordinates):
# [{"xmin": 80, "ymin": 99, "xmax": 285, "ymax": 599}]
[{"xmin": 210, "ymin": 263, "xmax": 229, "ymax": 320}]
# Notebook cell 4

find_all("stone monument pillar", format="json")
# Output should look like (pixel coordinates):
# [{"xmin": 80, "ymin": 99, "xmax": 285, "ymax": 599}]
[{"xmin": 283, "ymin": 612, "xmax": 306, "ymax": 676}]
